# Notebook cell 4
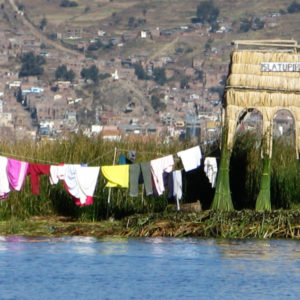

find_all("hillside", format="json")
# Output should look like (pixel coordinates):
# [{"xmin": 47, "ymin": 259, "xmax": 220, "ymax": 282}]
[
  {"xmin": 0, "ymin": 0, "xmax": 299, "ymax": 140},
  {"xmin": 20, "ymin": 0, "xmax": 300, "ymax": 58}
]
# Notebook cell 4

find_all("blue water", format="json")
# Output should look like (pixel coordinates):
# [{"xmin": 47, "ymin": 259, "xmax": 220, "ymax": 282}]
[{"xmin": 0, "ymin": 237, "xmax": 299, "ymax": 300}]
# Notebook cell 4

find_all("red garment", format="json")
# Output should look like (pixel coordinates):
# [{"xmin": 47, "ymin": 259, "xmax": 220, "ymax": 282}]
[
  {"xmin": 63, "ymin": 181, "xmax": 94, "ymax": 207},
  {"xmin": 55, "ymin": 163, "xmax": 94, "ymax": 207},
  {"xmin": 27, "ymin": 163, "xmax": 50, "ymax": 194}
]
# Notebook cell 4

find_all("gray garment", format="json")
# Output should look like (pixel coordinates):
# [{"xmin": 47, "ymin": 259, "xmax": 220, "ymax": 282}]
[
  {"xmin": 140, "ymin": 162, "xmax": 153, "ymax": 196},
  {"xmin": 129, "ymin": 162, "xmax": 153, "ymax": 197},
  {"xmin": 129, "ymin": 164, "xmax": 140, "ymax": 197}
]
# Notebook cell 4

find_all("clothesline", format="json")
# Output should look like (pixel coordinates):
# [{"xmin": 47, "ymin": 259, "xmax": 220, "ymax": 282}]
[
  {"xmin": 116, "ymin": 148, "xmax": 164, "ymax": 157},
  {"xmin": 0, "ymin": 152, "xmax": 60, "ymax": 165},
  {"xmin": 0, "ymin": 149, "xmax": 116, "ymax": 166},
  {"xmin": 86, "ymin": 149, "xmax": 116, "ymax": 164},
  {"xmin": 116, "ymin": 146, "xmax": 220, "ymax": 162},
  {"xmin": 0, "ymin": 145, "xmax": 218, "ymax": 212}
]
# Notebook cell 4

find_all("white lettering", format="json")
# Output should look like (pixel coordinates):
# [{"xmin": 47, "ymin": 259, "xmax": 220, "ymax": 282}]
[{"xmin": 260, "ymin": 62, "xmax": 300, "ymax": 72}]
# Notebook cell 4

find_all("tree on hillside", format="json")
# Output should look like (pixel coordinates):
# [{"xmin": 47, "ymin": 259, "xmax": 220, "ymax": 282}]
[
  {"xmin": 19, "ymin": 52, "xmax": 46, "ymax": 77},
  {"xmin": 65, "ymin": 69, "xmax": 75, "ymax": 82},
  {"xmin": 209, "ymin": 86, "xmax": 224, "ymax": 98},
  {"xmin": 287, "ymin": 1, "xmax": 300, "ymax": 13},
  {"xmin": 55, "ymin": 65, "xmax": 67, "ymax": 79},
  {"xmin": 134, "ymin": 63, "xmax": 149, "ymax": 80},
  {"xmin": 128, "ymin": 16, "xmax": 135, "ymax": 28},
  {"xmin": 194, "ymin": 1, "xmax": 219, "ymax": 25},
  {"xmin": 151, "ymin": 95, "xmax": 166, "ymax": 112},
  {"xmin": 180, "ymin": 76, "xmax": 190, "ymax": 89},
  {"xmin": 55, "ymin": 65, "xmax": 75, "ymax": 82},
  {"xmin": 239, "ymin": 17, "xmax": 264, "ymax": 33},
  {"xmin": 40, "ymin": 17, "xmax": 47, "ymax": 30},
  {"xmin": 239, "ymin": 18, "xmax": 252, "ymax": 32},
  {"xmin": 81, "ymin": 65, "xmax": 99, "ymax": 84},
  {"xmin": 195, "ymin": 70, "xmax": 204, "ymax": 81},
  {"xmin": 17, "ymin": 3, "xmax": 25, "ymax": 11},
  {"xmin": 60, "ymin": 0, "xmax": 78, "ymax": 7},
  {"xmin": 153, "ymin": 67, "xmax": 167, "ymax": 85},
  {"xmin": 252, "ymin": 17, "xmax": 264, "ymax": 30}
]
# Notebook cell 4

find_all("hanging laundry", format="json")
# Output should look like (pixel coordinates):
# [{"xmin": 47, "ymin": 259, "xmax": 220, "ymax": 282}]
[
  {"xmin": 118, "ymin": 154, "xmax": 133, "ymax": 165},
  {"xmin": 140, "ymin": 162, "xmax": 152, "ymax": 195},
  {"xmin": 0, "ymin": 156, "xmax": 10, "ymax": 198},
  {"xmin": 150, "ymin": 155, "xmax": 174, "ymax": 196},
  {"xmin": 129, "ymin": 162, "xmax": 153, "ymax": 197},
  {"xmin": 165, "ymin": 171, "xmax": 174, "ymax": 199},
  {"xmin": 173, "ymin": 170, "xmax": 183, "ymax": 210},
  {"xmin": 128, "ymin": 150, "xmax": 137, "ymax": 161},
  {"xmin": 204, "ymin": 157, "xmax": 218, "ymax": 188},
  {"xmin": 50, "ymin": 164, "xmax": 100, "ymax": 206},
  {"xmin": 177, "ymin": 146, "xmax": 202, "ymax": 172},
  {"xmin": 101, "ymin": 165, "xmax": 129, "ymax": 188},
  {"xmin": 61, "ymin": 164, "xmax": 80, "ymax": 203},
  {"xmin": 75, "ymin": 165, "xmax": 100, "ymax": 206},
  {"xmin": 27, "ymin": 163, "xmax": 51, "ymax": 194},
  {"xmin": 7, "ymin": 158, "xmax": 29, "ymax": 191},
  {"xmin": 49, "ymin": 164, "xmax": 66, "ymax": 185},
  {"xmin": 152, "ymin": 171, "xmax": 174, "ymax": 198}
]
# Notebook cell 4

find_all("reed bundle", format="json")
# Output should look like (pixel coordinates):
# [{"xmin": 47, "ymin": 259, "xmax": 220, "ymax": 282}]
[
  {"xmin": 226, "ymin": 89, "xmax": 300, "ymax": 109},
  {"xmin": 255, "ymin": 156, "xmax": 271, "ymax": 211},
  {"xmin": 231, "ymin": 51, "xmax": 300, "ymax": 65},
  {"xmin": 229, "ymin": 51, "xmax": 300, "ymax": 91},
  {"xmin": 211, "ymin": 127, "xmax": 234, "ymax": 211},
  {"xmin": 228, "ymin": 74, "xmax": 300, "ymax": 91}
]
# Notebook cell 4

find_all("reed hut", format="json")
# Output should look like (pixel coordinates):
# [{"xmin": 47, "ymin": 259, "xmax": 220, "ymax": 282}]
[{"xmin": 212, "ymin": 40, "xmax": 300, "ymax": 211}]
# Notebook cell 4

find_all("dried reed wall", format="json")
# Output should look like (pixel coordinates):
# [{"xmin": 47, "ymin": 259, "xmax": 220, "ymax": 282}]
[{"xmin": 228, "ymin": 51, "xmax": 300, "ymax": 91}]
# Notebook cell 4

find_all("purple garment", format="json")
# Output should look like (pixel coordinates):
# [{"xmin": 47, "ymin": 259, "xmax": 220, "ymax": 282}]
[{"xmin": 7, "ymin": 158, "xmax": 29, "ymax": 191}]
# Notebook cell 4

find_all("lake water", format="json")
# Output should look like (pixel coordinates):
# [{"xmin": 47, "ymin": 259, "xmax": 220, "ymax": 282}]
[{"xmin": 0, "ymin": 237, "xmax": 299, "ymax": 300}]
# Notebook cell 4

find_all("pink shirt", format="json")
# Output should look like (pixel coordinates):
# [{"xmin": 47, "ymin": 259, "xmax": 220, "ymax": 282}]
[{"xmin": 7, "ymin": 158, "xmax": 29, "ymax": 191}]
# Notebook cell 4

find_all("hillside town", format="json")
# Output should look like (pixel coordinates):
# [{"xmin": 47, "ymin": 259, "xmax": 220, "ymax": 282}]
[{"xmin": 0, "ymin": 0, "xmax": 298, "ymax": 143}]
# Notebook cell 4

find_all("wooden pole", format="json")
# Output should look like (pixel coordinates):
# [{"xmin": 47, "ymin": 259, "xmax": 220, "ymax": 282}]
[{"xmin": 106, "ymin": 147, "xmax": 117, "ymax": 218}]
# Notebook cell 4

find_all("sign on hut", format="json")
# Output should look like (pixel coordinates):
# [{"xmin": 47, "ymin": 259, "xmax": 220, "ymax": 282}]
[{"xmin": 212, "ymin": 40, "xmax": 300, "ymax": 211}]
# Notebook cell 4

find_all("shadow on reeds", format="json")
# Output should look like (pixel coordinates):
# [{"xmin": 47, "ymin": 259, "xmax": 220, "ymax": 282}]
[{"xmin": 230, "ymin": 132, "xmax": 300, "ymax": 210}]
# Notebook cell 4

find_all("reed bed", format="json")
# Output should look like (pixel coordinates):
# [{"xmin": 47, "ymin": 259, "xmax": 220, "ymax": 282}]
[
  {"xmin": 0, "ymin": 135, "xmax": 197, "ymax": 221},
  {"xmin": 2, "ymin": 210, "xmax": 300, "ymax": 239},
  {"xmin": 0, "ymin": 131, "xmax": 299, "ymax": 221},
  {"xmin": 122, "ymin": 210, "xmax": 300, "ymax": 239}
]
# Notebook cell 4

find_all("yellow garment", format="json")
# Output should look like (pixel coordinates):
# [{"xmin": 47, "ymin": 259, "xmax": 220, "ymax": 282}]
[{"xmin": 101, "ymin": 165, "xmax": 129, "ymax": 188}]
